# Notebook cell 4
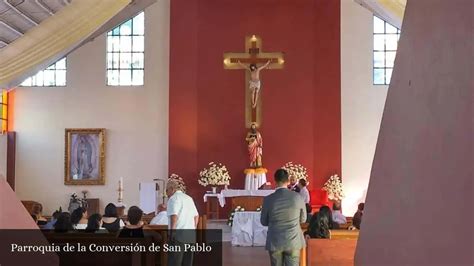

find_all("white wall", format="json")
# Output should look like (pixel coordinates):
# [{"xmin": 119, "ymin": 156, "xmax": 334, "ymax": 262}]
[
  {"xmin": 341, "ymin": 0, "xmax": 389, "ymax": 216},
  {"xmin": 12, "ymin": 1, "xmax": 170, "ymax": 215}
]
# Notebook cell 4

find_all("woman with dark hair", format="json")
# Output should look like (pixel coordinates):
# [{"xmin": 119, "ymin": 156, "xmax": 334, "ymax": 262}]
[
  {"xmin": 305, "ymin": 205, "xmax": 332, "ymax": 239},
  {"xmin": 43, "ymin": 210, "xmax": 61, "ymax": 230},
  {"xmin": 71, "ymin": 207, "xmax": 88, "ymax": 230},
  {"xmin": 54, "ymin": 212, "xmax": 74, "ymax": 233},
  {"xmin": 102, "ymin": 203, "xmax": 125, "ymax": 232},
  {"xmin": 118, "ymin": 206, "xmax": 144, "ymax": 238},
  {"xmin": 85, "ymin": 213, "xmax": 107, "ymax": 233}
]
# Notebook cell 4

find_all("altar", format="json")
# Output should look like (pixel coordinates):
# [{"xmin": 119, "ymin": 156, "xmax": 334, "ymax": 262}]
[{"xmin": 204, "ymin": 189, "xmax": 275, "ymax": 218}]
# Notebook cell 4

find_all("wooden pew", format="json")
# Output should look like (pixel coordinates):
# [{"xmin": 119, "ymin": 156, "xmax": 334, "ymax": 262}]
[
  {"xmin": 44, "ymin": 233, "xmax": 156, "ymax": 266},
  {"xmin": 21, "ymin": 200, "xmax": 41, "ymax": 214},
  {"xmin": 143, "ymin": 215, "xmax": 207, "ymax": 266},
  {"xmin": 143, "ymin": 225, "xmax": 168, "ymax": 266},
  {"xmin": 299, "ymin": 230, "xmax": 359, "ymax": 266},
  {"xmin": 305, "ymin": 239, "xmax": 357, "ymax": 266},
  {"xmin": 330, "ymin": 230, "xmax": 359, "ymax": 240}
]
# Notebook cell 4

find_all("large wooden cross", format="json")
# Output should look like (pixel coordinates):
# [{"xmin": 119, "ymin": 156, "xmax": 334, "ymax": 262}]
[{"xmin": 224, "ymin": 35, "xmax": 284, "ymax": 128}]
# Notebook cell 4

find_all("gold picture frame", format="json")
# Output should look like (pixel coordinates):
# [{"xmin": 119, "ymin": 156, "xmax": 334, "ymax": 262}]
[{"xmin": 64, "ymin": 128, "xmax": 105, "ymax": 185}]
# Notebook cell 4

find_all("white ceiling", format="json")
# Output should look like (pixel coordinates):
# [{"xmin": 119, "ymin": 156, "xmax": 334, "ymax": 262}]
[
  {"xmin": 354, "ymin": 0, "xmax": 406, "ymax": 29},
  {"xmin": 0, "ymin": 0, "xmax": 72, "ymax": 49},
  {"xmin": 0, "ymin": 0, "xmax": 156, "ymax": 88}
]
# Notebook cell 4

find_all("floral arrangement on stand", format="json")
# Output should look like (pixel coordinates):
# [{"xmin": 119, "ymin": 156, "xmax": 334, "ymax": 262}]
[
  {"xmin": 322, "ymin": 174, "xmax": 345, "ymax": 201},
  {"xmin": 67, "ymin": 193, "xmax": 87, "ymax": 213},
  {"xmin": 198, "ymin": 162, "xmax": 231, "ymax": 193},
  {"xmin": 281, "ymin": 162, "xmax": 309, "ymax": 181},
  {"xmin": 169, "ymin": 173, "xmax": 187, "ymax": 193},
  {"xmin": 227, "ymin": 206, "xmax": 246, "ymax": 226}
]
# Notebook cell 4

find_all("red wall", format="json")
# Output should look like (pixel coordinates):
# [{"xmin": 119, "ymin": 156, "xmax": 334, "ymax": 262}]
[{"xmin": 170, "ymin": 0, "xmax": 341, "ymax": 214}]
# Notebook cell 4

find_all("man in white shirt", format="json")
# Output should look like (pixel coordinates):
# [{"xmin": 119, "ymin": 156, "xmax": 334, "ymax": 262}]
[
  {"xmin": 297, "ymin": 179, "xmax": 310, "ymax": 204},
  {"xmin": 166, "ymin": 180, "xmax": 199, "ymax": 266},
  {"xmin": 149, "ymin": 204, "xmax": 168, "ymax": 225},
  {"xmin": 297, "ymin": 179, "xmax": 311, "ymax": 218},
  {"xmin": 332, "ymin": 201, "xmax": 347, "ymax": 225}
]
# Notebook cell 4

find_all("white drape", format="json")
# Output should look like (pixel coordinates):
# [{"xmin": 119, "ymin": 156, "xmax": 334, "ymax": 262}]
[{"xmin": 231, "ymin": 211, "xmax": 268, "ymax": 247}]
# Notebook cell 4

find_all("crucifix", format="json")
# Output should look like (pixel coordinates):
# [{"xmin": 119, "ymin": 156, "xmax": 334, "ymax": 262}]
[{"xmin": 224, "ymin": 35, "xmax": 284, "ymax": 128}]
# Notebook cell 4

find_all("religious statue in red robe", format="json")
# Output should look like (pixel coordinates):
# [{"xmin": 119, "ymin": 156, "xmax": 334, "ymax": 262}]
[{"xmin": 246, "ymin": 123, "xmax": 263, "ymax": 168}]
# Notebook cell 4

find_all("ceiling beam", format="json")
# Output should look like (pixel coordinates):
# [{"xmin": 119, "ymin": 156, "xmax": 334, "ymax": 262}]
[
  {"xmin": 35, "ymin": 0, "xmax": 54, "ymax": 16},
  {"xmin": 0, "ymin": 37, "xmax": 9, "ymax": 45},
  {"xmin": 0, "ymin": 20, "xmax": 23, "ymax": 36},
  {"xmin": 4, "ymin": 0, "xmax": 39, "ymax": 26}
]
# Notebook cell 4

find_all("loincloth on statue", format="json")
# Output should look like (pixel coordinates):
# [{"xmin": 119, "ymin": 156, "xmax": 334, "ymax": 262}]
[{"xmin": 249, "ymin": 80, "xmax": 261, "ymax": 90}]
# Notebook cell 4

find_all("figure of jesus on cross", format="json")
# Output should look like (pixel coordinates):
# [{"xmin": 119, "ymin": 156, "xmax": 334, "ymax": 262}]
[
  {"xmin": 224, "ymin": 35, "xmax": 284, "ymax": 127},
  {"xmin": 237, "ymin": 60, "xmax": 271, "ymax": 108}
]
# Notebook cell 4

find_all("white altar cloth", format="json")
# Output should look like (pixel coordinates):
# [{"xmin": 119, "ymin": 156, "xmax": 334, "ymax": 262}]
[
  {"xmin": 203, "ymin": 193, "xmax": 219, "ymax": 203},
  {"xmin": 244, "ymin": 172, "xmax": 267, "ymax": 190},
  {"xmin": 231, "ymin": 211, "xmax": 268, "ymax": 246},
  {"xmin": 217, "ymin": 189, "xmax": 275, "ymax": 207}
]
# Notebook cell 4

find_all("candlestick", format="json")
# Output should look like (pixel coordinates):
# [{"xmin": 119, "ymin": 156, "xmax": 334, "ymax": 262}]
[{"xmin": 118, "ymin": 177, "xmax": 124, "ymax": 204}]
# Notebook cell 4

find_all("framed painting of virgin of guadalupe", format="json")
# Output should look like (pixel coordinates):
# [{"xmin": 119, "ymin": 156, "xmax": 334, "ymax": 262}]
[{"xmin": 64, "ymin": 128, "xmax": 105, "ymax": 185}]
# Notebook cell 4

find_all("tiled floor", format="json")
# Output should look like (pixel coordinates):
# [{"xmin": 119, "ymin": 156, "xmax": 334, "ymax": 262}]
[
  {"xmin": 208, "ymin": 220, "xmax": 270, "ymax": 266},
  {"xmin": 222, "ymin": 242, "xmax": 270, "ymax": 266},
  {"xmin": 207, "ymin": 219, "xmax": 232, "ymax": 242}
]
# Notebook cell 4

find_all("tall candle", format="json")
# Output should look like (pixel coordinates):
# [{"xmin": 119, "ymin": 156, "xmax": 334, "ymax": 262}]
[{"xmin": 118, "ymin": 177, "xmax": 124, "ymax": 203}]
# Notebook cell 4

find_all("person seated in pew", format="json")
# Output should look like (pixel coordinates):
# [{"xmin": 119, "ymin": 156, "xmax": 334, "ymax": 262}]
[
  {"xmin": 119, "ymin": 206, "xmax": 145, "ymax": 238},
  {"xmin": 150, "ymin": 204, "xmax": 168, "ymax": 225},
  {"xmin": 31, "ymin": 203, "xmax": 48, "ymax": 227},
  {"xmin": 71, "ymin": 207, "xmax": 88, "ymax": 230},
  {"xmin": 85, "ymin": 213, "xmax": 108, "ymax": 233},
  {"xmin": 331, "ymin": 201, "xmax": 347, "ymax": 226},
  {"xmin": 102, "ymin": 203, "xmax": 125, "ymax": 232},
  {"xmin": 305, "ymin": 205, "xmax": 332, "ymax": 239},
  {"xmin": 54, "ymin": 212, "xmax": 74, "ymax": 233},
  {"xmin": 351, "ymin": 203, "xmax": 364, "ymax": 230},
  {"xmin": 43, "ymin": 210, "xmax": 61, "ymax": 230}
]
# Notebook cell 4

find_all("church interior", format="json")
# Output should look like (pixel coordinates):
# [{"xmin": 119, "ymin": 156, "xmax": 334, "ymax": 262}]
[{"xmin": 0, "ymin": 0, "xmax": 471, "ymax": 265}]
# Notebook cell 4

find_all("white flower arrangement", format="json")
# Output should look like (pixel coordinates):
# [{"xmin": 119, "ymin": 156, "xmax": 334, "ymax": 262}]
[
  {"xmin": 169, "ymin": 173, "xmax": 186, "ymax": 193},
  {"xmin": 227, "ymin": 206, "xmax": 245, "ymax": 226},
  {"xmin": 281, "ymin": 162, "xmax": 308, "ymax": 181},
  {"xmin": 322, "ymin": 174, "xmax": 345, "ymax": 201},
  {"xmin": 198, "ymin": 162, "xmax": 231, "ymax": 187}
]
